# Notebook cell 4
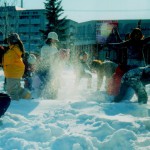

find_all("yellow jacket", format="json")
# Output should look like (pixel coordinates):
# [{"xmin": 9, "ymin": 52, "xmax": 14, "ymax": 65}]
[{"xmin": 3, "ymin": 44, "xmax": 25, "ymax": 78}]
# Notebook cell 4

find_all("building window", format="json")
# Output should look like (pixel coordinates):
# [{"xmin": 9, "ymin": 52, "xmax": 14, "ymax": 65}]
[
  {"xmin": 31, "ymin": 16, "xmax": 40, "ymax": 19},
  {"xmin": 20, "ymin": 16, "xmax": 29, "ymax": 19},
  {"xmin": 19, "ymin": 24, "xmax": 28, "ymax": 27},
  {"xmin": 33, "ymin": 12, "xmax": 38, "ymax": 14}
]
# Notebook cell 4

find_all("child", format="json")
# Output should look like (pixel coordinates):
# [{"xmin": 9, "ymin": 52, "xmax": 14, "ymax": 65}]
[
  {"xmin": 75, "ymin": 51, "xmax": 92, "ymax": 88},
  {"xmin": 90, "ymin": 59, "xmax": 118, "ymax": 90},
  {"xmin": 2, "ymin": 33, "xmax": 31, "ymax": 100},
  {"xmin": 23, "ymin": 53, "xmax": 37, "ymax": 91},
  {"xmin": 40, "ymin": 32, "xmax": 60, "ymax": 99}
]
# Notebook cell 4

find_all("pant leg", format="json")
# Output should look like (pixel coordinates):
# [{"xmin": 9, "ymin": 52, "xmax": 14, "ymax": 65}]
[
  {"xmin": 6, "ymin": 78, "xmax": 31, "ymax": 100},
  {"xmin": 130, "ymin": 81, "xmax": 148, "ymax": 104},
  {"xmin": 6, "ymin": 78, "xmax": 20, "ymax": 100},
  {"xmin": 113, "ymin": 83, "xmax": 129, "ymax": 102},
  {"xmin": 82, "ymin": 72, "xmax": 92, "ymax": 88}
]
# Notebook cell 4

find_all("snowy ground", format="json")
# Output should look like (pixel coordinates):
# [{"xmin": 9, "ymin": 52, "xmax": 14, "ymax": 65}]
[{"xmin": 0, "ymin": 67, "xmax": 150, "ymax": 150}]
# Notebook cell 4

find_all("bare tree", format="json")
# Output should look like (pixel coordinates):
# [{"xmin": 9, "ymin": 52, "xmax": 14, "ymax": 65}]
[{"xmin": 0, "ymin": 0, "xmax": 18, "ymax": 6}]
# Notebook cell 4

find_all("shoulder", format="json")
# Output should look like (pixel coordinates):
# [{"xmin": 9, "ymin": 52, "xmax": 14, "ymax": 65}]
[
  {"xmin": 10, "ymin": 44, "xmax": 22, "ymax": 54},
  {"xmin": 103, "ymin": 60, "xmax": 117, "ymax": 66},
  {"xmin": 41, "ymin": 44, "xmax": 49, "ymax": 51},
  {"xmin": 9, "ymin": 44, "xmax": 19, "ymax": 50},
  {"xmin": 143, "ymin": 36, "xmax": 150, "ymax": 43}
]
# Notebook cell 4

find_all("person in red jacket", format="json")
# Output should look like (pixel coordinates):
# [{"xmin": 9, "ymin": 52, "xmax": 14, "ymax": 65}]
[
  {"xmin": 107, "ymin": 26, "xmax": 150, "ymax": 96},
  {"xmin": 107, "ymin": 64, "xmax": 128, "ymax": 96}
]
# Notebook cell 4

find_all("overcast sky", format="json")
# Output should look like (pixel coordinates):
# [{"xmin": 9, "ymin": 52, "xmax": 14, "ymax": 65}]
[{"xmin": 4, "ymin": 0, "xmax": 150, "ymax": 22}]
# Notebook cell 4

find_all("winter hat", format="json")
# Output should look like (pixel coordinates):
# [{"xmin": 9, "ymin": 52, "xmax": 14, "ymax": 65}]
[
  {"xmin": 7, "ymin": 33, "xmax": 21, "ymax": 43},
  {"xmin": 28, "ymin": 54, "xmax": 37, "ymax": 65},
  {"xmin": 47, "ymin": 32, "xmax": 59, "ymax": 41}
]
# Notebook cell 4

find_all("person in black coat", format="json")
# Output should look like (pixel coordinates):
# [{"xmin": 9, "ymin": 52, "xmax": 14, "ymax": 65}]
[{"xmin": 108, "ymin": 28, "xmax": 150, "ymax": 68}]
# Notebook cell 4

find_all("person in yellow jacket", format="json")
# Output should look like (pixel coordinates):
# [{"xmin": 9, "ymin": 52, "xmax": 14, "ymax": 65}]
[{"xmin": 2, "ymin": 33, "xmax": 31, "ymax": 100}]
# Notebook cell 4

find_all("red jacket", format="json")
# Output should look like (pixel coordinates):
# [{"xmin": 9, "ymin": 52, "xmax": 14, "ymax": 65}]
[{"xmin": 107, "ymin": 65, "xmax": 127, "ymax": 96}]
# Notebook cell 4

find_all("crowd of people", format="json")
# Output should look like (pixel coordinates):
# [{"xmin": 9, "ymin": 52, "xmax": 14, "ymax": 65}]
[
  {"xmin": 0, "ymin": 24, "xmax": 150, "ymax": 118},
  {"xmin": 0, "ymin": 31, "xmax": 70, "ymax": 117},
  {"xmin": 107, "ymin": 26, "xmax": 150, "ymax": 103}
]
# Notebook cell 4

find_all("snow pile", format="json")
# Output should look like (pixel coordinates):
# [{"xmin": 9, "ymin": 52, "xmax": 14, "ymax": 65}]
[{"xmin": 0, "ymin": 68, "xmax": 150, "ymax": 150}]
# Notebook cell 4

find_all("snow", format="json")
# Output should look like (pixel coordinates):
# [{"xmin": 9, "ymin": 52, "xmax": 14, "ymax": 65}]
[{"xmin": 0, "ymin": 67, "xmax": 150, "ymax": 150}]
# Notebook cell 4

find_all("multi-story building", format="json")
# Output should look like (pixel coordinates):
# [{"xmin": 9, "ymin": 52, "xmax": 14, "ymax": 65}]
[
  {"xmin": 18, "ymin": 9, "xmax": 46, "ymax": 53},
  {"xmin": 0, "ymin": 6, "xmax": 77, "ymax": 54},
  {"xmin": 75, "ymin": 19, "xmax": 150, "ymax": 64},
  {"xmin": 0, "ymin": 6, "xmax": 46, "ymax": 53},
  {"xmin": 0, "ymin": 6, "xmax": 19, "ymax": 42}
]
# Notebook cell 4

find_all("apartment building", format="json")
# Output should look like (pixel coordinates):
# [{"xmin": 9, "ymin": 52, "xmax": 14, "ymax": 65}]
[
  {"xmin": 0, "ymin": 6, "xmax": 46, "ymax": 53},
  {"xmin": 0, "ymin": 6, "xmax": 78, "ymax": 54},
  {"xmin": 75, "ymin": 19, "xmax": 150, "ymax": 63},
  {"xmin": 18, "ymin": 9, "xmax": 46, "ymax": 52}
]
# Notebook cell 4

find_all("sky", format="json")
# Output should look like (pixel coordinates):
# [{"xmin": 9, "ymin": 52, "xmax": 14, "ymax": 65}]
[
  {"xmin": 18, "ymin": 0, "xmax": 150, "ymax": 22},
  {"xmin": 3, "ymin": 0, "xmax": 150, "ymax": 22}
]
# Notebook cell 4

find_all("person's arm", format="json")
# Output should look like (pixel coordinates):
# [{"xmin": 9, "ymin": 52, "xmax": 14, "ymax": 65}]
[
  {"xmin": 0, "ymin": 45, "xmax": 5, "ymax": 51},
  {"xmin": 84, "ymin": 63, "xmax": 91, "ymax": 71},
  {"xmin": 107, "ymin": 40, "xmax": 129, "ymax": 50},
  {"xmin": 143, "ymin": 36, "xmax": 150, "ymax": 44}
]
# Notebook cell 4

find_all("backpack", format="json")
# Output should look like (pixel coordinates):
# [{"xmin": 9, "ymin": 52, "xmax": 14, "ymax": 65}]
[{"xmin": 0, "ymin": 93, "xmax": 11, "ymax": 117}]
